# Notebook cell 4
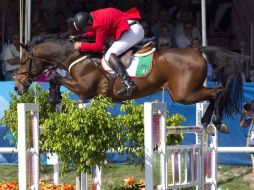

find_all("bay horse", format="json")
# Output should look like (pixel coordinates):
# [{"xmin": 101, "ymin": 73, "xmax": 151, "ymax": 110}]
[{"xmin": 14, "ymin": 37, "xmax": 243, "ymax": 136}]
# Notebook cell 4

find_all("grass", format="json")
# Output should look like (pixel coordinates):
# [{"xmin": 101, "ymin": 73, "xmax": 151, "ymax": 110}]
[
  {"xmin": 0, "ymin": 164, "xmax": 144, "ymax": 190},
  {"xmin": 0, "ymin": 164, "xmax": 253, "ymax": 190}
]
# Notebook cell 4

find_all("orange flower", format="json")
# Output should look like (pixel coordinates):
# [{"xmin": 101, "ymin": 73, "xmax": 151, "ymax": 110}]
[
  {"xmin": 0, "ymin": 181, "xmax": 76, "ymax": 190},
  {"xmin": 0, "ymin": 181, "xmax": 18, "ymax": 190},
  {"xmin": 127, "ymin": 177, "xmax": 135, "ymax": 185}
]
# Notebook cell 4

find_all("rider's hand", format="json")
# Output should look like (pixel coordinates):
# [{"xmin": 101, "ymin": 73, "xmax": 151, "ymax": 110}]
[{"xmin": 74, "ymin": 42, "xmax": 82, "ymax": 49}]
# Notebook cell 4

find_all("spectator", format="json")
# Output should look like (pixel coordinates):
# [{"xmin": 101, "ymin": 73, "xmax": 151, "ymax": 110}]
[
  {"xmin": 51, "ymin": 11, "xmax": 68, "ymax": 34},
  {"xmin": 0, "ymin": 37, "xmax": 8, "ymax": 81},
  {"xmin": 214, "ymin": 0, "xmax": 233, "ymax": 34},
  {"xmin": 143, "ymin": 0, "xmax": 162, "ymax": 26},
  {"xmin": 140, "ymin": 20, "xmax": 156, "ymax": 45},
  {"xmin": 151, "ymin": 9, "xmax": 174, "ymax": 45},
  {"xmin": 116, "ymin": 0, "xmax": 142, "ymax": 12},
  {"xmin": 4, "ymin": 0, "xmax": 19, "ymax": 34},
  {"xmin": 55, "ymin": 0, "xmax": 72, "ymax": 19},
  {"xmin": 40, "ymin": 0, "xmax": 57, "ymax": 31},
  {"xmin": 190, "ymin": 37, "xmax": 201, "ymax": 48},
  {"xmin": 103, "ymin": 0, "xmax": 117, "ymax": 8},
  {"xmin": 31, "ymin": 0, "xmax": 48, "ymax": 27},
  {"xmin": 175, "ymin": 21, "xmax": 200, "ymax": 48},
  {"xmin": 170, "ymin": 0, "xmax": 193, "ymax": 24},
  {"xmin": 31, "ymin": 23, "xmax": 48, "ymax": 44},
  {"xmin": 174, "ymin": 10, "xmax": 201, "ymax": 41},
  {"xmin": 2, "ymin": 29, "xmax": 20, "ymax": 81},
  {"xmin": 158, "ymin": 25, "xmax": 172, "ymax": 50},
  {"xmin": 240, "ymin": 101, "xmax": 254, "ymax": 173}
]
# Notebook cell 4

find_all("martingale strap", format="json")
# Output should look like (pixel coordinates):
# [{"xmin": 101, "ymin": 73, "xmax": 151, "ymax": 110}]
[{"xmin": 68, "ymin": 55, "xmax": 88, "ymax": 73}]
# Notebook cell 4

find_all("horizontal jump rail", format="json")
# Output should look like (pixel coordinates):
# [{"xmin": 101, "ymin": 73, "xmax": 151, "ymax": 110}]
[
  {"xmin": 0, "ymin": 147, "xmax": 18, "ymax": 153},
  {"xmin": 166, "ymin": 144, "xmax": 201, "ymax": 151},
  {"xmin": 167, "ymin": 181, "xmax": 199, "ymax": 189},
  {"xmin": 166, "ymin": 126, "xmax": 203, "ymax": 134},
  {"xmin": 217, "ymin": 147, "xmax": 254, "ymax": 153}
]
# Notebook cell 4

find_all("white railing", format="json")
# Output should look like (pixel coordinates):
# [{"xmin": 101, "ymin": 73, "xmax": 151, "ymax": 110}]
[{"xmin": 144, "ymin": 102, "xmax": 208, "ymax": 190}]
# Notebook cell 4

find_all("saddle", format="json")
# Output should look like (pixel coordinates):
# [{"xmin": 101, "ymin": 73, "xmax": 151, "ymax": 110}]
[{"xmin": 119, "ymin": 41, "xmax": 155, "ymax": 68}]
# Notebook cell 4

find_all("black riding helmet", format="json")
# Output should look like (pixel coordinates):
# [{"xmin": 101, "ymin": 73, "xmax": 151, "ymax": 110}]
[{"xmin": 74, "ymin": 12, "xmax": 92, "ymax": 32}]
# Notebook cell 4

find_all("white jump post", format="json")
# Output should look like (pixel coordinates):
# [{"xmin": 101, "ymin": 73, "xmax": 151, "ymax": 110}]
[
  {"xmin": 18, "ymin": 103, "xmax": 39, "ymax": 190},
  {"xmin": 144, "ymin": 102, "xmax": 167, "ymax": 190},
  {"xmin": 0, "ymin": 103, "xmax": 59, "ymax": 188},
  {"xmin": 144, "ymin": 102, "xmax": 208, "ymax": 190}
]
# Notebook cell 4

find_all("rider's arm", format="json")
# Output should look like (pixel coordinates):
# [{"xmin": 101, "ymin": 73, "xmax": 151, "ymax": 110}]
[
  {"xmin": 79, "ymin": 27, "xmax": 106, "ymax": 52},
  {"xmin": 83, "ymin": 31, "xmax": 95, "ymax": 37}
]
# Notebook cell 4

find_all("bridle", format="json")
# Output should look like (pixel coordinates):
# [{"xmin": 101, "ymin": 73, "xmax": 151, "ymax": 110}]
[
  {"xmin": 16, "ymin": 47, "xmax": 43, "ymax": 88},
  {"xmin": 16, "ymin": 43, "xmax": 80, "ymax": 89}
]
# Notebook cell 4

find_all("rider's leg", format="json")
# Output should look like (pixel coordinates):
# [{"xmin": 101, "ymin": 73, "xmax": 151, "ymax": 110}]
[
  {"xmin": 108, "ymin": 53, "xmax": 136, "ymax": 95},
  {"xmin": 105, "ymin": 20, "xmax": 144, "ymax": 95}
]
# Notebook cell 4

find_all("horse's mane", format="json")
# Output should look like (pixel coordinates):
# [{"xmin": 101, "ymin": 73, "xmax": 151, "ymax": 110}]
[
  {"xmin": 32, "ymin": 34, "xmax": 72, "ymax": 45},
  {"xmin": 28, "ymin": 34, "xmax": 102, "ymax": 59},
  {"xmin": 27, "ymin": 34, "xmax": 77, "ymax": 55}
]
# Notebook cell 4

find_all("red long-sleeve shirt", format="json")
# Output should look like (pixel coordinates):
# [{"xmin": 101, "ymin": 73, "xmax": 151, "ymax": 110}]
[{"xmin": 80, "ymin": 7, "xmax": 141, "ymax": 52}]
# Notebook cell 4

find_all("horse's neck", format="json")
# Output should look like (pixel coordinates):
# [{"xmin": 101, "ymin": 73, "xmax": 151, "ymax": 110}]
[
  {"xmin": 58, "ymin": 50, "xmax": 82, "ymax": 70},
  {"xmin": 36, "ymin": 41, "xmax": 79, "ymax": 71}
]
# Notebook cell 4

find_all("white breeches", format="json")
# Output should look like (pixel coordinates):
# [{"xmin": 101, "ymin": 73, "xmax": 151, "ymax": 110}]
[{"xmin": 104, "ymin": 20, "xmax": 144, "ymax": 62}]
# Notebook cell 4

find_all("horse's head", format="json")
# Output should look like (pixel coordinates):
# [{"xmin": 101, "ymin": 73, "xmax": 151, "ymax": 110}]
[
  {"xmin": 14, "ymin": 43, "xmax": 44, "ymax": 95},
  {"xmin": 14, "ymin": 38, "xmax": 79, "ymax": 95}
]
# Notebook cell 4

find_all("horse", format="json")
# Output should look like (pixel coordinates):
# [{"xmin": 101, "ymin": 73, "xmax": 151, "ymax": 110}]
[{"xmin": 14, "ymin": 37, "xmax": 243, "ymax": 136}]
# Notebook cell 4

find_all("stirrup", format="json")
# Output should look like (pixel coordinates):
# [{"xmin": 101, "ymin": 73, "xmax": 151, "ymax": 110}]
[{"xmin": 117, "ymin": 81, "xmax": 136, "ymax": 96}]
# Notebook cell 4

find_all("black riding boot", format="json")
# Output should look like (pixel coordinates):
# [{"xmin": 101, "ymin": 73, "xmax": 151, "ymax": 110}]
[{"xmin": 108, "ymin": 54, "xmax": 136, "ymax": 95}]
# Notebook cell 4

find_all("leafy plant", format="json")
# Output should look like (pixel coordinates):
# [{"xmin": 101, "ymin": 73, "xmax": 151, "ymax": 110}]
[
  {"xmin": 0, "ymin": 84, "xmax": 51, "ymax": 142},
  {"xmin": 0, "ymin": 85, "xmax": 184, "ymax": 176},
  {"xmin": 41, "ymin": 96, "xmax": 124, "ymax": 174},
  {"xmin": 119, "ymin": 101, "xmax": 184, "ymax": 160}
]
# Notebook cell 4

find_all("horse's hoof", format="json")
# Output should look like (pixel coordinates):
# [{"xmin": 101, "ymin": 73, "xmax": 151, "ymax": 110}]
[
  {"xmin": 215, "ymin": 123, "xmax": 229, "ymax": 134},
  {"xmin": 204, "ymin": 123, "xmax": 215, "ymax": 136}
]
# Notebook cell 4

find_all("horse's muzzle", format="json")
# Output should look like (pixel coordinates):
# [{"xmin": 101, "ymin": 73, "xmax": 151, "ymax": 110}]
[{"xmin": 14, "ymin": 84, "xmax": 28, "ymax": 95}]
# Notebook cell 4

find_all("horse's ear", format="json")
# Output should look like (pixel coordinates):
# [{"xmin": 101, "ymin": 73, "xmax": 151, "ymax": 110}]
[{"xmin": 19, "ymin": 43, "xmax": 29, "ymax": 50}]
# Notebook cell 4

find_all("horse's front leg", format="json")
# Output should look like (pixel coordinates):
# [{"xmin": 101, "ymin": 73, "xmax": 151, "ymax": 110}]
[
  {"xmin": 48, "ymin": 79, "xmax": 62, "ymax": 111},
  {"xmin": 56, "ymin": 76, "xmax": 85, "ymax": 98}
]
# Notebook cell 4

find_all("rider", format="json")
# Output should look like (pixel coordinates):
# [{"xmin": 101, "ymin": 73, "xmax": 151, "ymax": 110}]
[{"xmin": 73, "ymin": 7, "xmax": 144, "ymax": 96}]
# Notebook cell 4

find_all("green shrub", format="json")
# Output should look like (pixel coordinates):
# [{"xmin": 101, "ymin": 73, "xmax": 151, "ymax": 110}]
[{"xmin": 0, "ymin": 85, "xmax": 185, "ymax": 175}]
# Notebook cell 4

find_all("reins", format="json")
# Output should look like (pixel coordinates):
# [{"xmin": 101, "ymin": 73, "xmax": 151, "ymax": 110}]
[{"xmin": 17, "ymin": 42, "xmax": 111, "ymax": 83}]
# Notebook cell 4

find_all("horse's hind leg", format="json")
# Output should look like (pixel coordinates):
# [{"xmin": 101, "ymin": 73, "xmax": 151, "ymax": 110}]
[
  {"xmin": 211, "ymin": 93, "xmax": 230, "ymax": 134},
  {"xmin": 190, "ymin": 87, "xmax": 224, "ymax": 136},
  {"xmin": 170, "ymin": 85, "xmax": 223, "ymax": 136},
  {"xmin": 201, "ymin": 99, "xmax": 216, "ymax": 135},
  {"xmin": 195, "ymin": 86, "xmax": 229, "ymax": 135}
]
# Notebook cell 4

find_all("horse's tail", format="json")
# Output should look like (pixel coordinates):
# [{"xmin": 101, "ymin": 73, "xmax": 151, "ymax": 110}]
[{"xmin": 199, "ymin": 46, "xmax": 243, "ymax": 117}]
